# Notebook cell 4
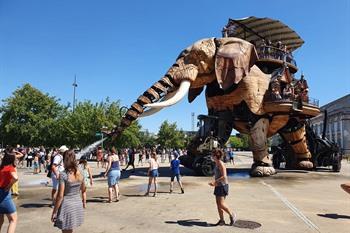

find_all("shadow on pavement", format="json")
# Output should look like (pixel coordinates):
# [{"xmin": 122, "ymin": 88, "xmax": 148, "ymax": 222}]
[
  {"xmin": 120, "ymin": 167, "xmax": 196, "ymax": 179},
  {"xmin": 20, "ymin": 203, "xmax": 51, "ymax": 208},
  {"xmin": 87, "ymin": 196, "xmax": 108, "ymax": 203},
  {"xmin": 165, "ymin": 219, "xmax": 211, "ymax": 227},
  {"xmin": 276, "ymin": 170, "xmax": 309, "ymax": 173},
  {"xmin": 123, "ymin": 191, "xmax": 171, "ymax": 197},
  {"xmin": 122, "ymin": 194, "xmax": 147, "ymax": 197},
  {"xmin": 317, "ymin": 213, "xmax": 350, "ymax": 219}
]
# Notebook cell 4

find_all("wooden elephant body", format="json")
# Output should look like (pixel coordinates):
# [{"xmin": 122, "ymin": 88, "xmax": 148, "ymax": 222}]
[{"xmin": 111, "ymin": 37, "xmax": 319, "ymax": 176}]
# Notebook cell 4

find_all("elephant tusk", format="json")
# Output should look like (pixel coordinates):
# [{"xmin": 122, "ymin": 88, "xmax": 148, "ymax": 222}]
[
  {"xmin": 139, "ymin": 91, "xmax": 177, "ymax": 117},
  {"xmin": 144, "ymin": 80, "xmax": 191, "ymax": 108},
  {"xmin": 139, "ymin": 107, "xmax": 163, "ymax": 117}
]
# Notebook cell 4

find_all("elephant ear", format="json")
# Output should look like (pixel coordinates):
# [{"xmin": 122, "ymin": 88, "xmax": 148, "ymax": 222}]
[
  {"xmin": 215, "ymin": 40, "xmax": 258, "ymax": 90},
  {"xmin": 188, "ymin": 87, "xmax": 204, "ymax": 103}
]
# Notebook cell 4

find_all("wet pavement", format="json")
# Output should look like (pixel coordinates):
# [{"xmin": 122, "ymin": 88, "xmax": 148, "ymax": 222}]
[{"xmin": 5, "ymin": 152, "xmax": 350, "ymax": 233}]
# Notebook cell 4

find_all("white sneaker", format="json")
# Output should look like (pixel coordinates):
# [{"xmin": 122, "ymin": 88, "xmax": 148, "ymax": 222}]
[{"xmin": 230, "ymin": 212, "xmax": 237, "ymax": 225}]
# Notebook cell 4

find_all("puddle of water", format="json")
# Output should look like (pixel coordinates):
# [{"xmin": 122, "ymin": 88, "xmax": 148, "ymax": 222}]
[
  {"xmin": 136, "ymin": 182, "xmax": 173, "ymax": 193},
  {"xmin": 233, "ymin": 220, "xmax": 262, "ymax": 229},
  {"xmin": 227, "ymin": 171, "xmax": 251, "ymax": 180},
  {"xmin": 20, "ymin": 179, "xmax": 49, "ymax": 187}
]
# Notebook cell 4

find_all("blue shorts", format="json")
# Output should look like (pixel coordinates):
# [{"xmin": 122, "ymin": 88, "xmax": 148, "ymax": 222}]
[
  {"xmin": 108, "ymin": 170, "xmax": 121, "ymax": 187},
  {"xmin": 150, "ymin": 169, "xmax": 158, "ymax": 177},
  {"xmin": 170, "ymin": 173, "xmax": 180, "ymax": 182},
  {"xmin": 214, "ymin": 184, "xmax": 229, "ymax": 197},
  {"xmin": 0, "ymin": 188, "xmax": 16, "ymax": 214}
]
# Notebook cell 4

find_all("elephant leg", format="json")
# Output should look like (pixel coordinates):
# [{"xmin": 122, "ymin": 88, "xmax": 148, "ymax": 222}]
[
  {"xmin": 249, "ymin": 118, "xmax": 276, "ymax": 177},
  {"xmin": 281, "ymin": 125, "xmax": 313, "ymax": 169}
]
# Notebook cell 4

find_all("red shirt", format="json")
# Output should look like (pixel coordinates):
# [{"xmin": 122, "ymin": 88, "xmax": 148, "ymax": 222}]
[{"xmin": 0, "ymin": 165, "xmax": 16, "ymax": 188}]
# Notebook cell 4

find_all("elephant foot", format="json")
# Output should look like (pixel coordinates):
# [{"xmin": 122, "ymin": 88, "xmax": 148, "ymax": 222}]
[
  {"xmin": 295, "ymin": 160, "xmax": 314, "ymax": 170},
  {"xmin": 250, "ymin": 162, "xmax": 276, "ymax": 177}
]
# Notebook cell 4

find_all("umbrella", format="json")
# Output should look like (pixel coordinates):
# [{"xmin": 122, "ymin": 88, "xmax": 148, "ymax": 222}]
[{"xmin": 223, "ymin": 16, "xmax": 304, "ymax": 52}]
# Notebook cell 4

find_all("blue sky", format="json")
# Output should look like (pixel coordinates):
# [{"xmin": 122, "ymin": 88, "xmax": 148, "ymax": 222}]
[{"xmin": 1, "ymin": 0, "xmax": 349, "ymax": 133}]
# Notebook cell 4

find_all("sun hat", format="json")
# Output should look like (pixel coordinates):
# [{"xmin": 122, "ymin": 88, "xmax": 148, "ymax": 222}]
[{"xmin": 59, "ymin": 145, "xmax": 69, "ymax": 154}]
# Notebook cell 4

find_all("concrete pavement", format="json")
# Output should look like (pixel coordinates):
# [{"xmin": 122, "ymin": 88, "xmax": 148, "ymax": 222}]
[{"xmin": 4, "ymin": 152, "xmax": 349, "ymax": 233}]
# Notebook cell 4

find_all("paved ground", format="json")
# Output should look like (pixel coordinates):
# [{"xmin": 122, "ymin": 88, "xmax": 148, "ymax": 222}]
[{"xmin": 3, "ymin": 152, "xmax": 350, "ymax": 233}]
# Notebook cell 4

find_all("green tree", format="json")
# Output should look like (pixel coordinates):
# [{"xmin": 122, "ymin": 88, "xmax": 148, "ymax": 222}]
[
  {"xmin": 138, "ymin": 130, "xmax": 157, "ymax": 148},
  {"xmin": 60, "ymin": 99, "xmax": 142, "ymax": 148},
  {"xmin": 0, "ymin": 84, "xmax": 143, "ymax": 148},
  {"xmin": 0, "ymin": 84, "xmax": 66, "ymax": 146},
  {"xmin": 157, "ymin": 120, "xmax": 186, "ymax": 149},
  {"xmin": 241, "ymin": 134, "xmax": 250, "ymax": 149},
  {"xmin": 228, "ymin": 136, "xmax": 243, "ymax": 148}
]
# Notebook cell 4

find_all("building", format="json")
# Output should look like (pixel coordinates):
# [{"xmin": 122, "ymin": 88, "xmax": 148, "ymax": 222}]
[{"xmin": 310, "ymin": 94, "xmax": 350, "ymax": 156}]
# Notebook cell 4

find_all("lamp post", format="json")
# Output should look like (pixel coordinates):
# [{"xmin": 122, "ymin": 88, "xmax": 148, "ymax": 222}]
[
  {"xmin": 101, "ymin": 126, "xmax": 108, "ymax": 149},
  {"xmin": 72, "ymin": 75, "xmax": 78, "ymax": 112}
]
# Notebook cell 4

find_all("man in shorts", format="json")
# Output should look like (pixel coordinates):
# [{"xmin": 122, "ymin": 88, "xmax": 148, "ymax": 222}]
[{"xmin": 51, "ymin": 145, "xmax": 68, "ymax": 207}]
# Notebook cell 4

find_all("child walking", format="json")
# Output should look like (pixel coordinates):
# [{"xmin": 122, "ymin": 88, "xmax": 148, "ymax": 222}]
[
  {"xmin": 169, "ymin": 153, "xmax": 184, "ymax": 194},
  {"xmin": 33, "ymin": 152, "xmax": 40, "ymax": 174}
]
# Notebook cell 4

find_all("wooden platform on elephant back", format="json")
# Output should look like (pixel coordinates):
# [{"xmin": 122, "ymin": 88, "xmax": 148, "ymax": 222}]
[{"xmin": 264, "ymin": 101, "xmax": 320, "ymax": 117}]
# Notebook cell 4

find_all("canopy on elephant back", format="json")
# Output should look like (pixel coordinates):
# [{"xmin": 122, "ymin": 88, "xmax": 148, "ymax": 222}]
[{"xmin": 223, "ymin": 16, "xmax": 304, "ymax": 52}]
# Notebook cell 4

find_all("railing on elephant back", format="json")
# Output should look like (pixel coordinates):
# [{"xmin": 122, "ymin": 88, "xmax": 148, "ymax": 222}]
[
  {"xmin": 265, "ymin": 94, "xmax": 319, "ymax": 107},
  {"xmin": 264, "ymin": 93, "xmax": 320, "ymax": 117},
  {"xmin": 307, "ymin": 97, "xmax": 319, "ymax": 107},
  {"xmin": 256, "ymin": 45, "xmax": 298, "ymax": 72}
]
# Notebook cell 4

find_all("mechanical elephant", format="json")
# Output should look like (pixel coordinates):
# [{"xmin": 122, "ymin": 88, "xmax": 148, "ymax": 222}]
[{"xmin": 110, "ymin": 37, "xmax": 316, "ymax": 177}]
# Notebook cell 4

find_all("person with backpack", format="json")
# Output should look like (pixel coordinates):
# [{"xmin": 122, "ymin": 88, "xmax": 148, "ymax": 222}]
[
  {"xmin": 39, "ymin": 147, "xmax": 46, "ymax": 173},
  {"xmin": 26, "ymin": 148, "xmax": 34, "ymax": 168},
  {"xmin": 51, "ymin": 146, "xmax": 68, "ymax": 207}
]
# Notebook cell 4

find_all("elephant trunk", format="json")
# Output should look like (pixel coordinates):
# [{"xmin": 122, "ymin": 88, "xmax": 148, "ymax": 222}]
[{"xmin": 109, "ymin": 75, "xmax": 177, "ymax": 138}]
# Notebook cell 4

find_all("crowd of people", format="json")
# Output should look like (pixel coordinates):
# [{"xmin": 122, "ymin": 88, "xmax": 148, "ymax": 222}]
[{"xmin": 93, "ymin": 147, "xmax": 188, "ymax": 169}]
